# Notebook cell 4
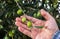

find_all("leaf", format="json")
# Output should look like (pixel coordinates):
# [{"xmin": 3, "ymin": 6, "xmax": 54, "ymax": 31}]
[
  {"xmin": 0, "ymin": 19, "xmax": 3, "ymax": 23},
  {"xmin": 34, "ymin": 26, "xmax": 44, "ymax": 29},
  {"xmin": 0, "ymin": 25, "xmax": 3, "ymax": 29},
  {"xmin": 14, "ymin": 0, "xmax": 19, "ymax": 2}
]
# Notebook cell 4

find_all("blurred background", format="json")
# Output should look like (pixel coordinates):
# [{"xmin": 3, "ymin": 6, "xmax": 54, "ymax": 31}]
[{"xmin": 0, "ymin": 0, "xmax": 60, "ymax": 39}]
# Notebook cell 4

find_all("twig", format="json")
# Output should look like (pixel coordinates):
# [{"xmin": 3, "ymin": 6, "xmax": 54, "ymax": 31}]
[
  {"xmin": 16, "ymin": 2, "xmax": 22, "ymax": 9},
  {"xmin": 12, "ymin": 36, "xmax": 13, "ymax": 39}
]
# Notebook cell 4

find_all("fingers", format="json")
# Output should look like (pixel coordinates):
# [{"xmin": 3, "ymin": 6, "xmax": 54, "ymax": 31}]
[
  {"xmin": 15, "ymin": 16, "xmax": 37, "ymax": 30},
  {"xmin": 15, "ymin": 22, "xmax": 31, "ymax": 30},
  {"xmin": 15, "ymin": 17, "xmax": 21, "ymax": 22},
  {"xmin": 40, "ymin": 9, "xmax": 54, "ymax": 20},
  {"xmin": 25, "ymin": 15, "xmax": 45, "ymax": 24},
  {"xmin": 31, "ymin": 28, "xmax": 39, "ymax": 39},
  {"xmin": 25, "ymin": 15, "xmax": 39, "ymax": 23},
  {"xmin": 20, "ymin": 15, "xmax": 45, "ymax": 27},
  {"xmin": 18, "ymin": 27, "xmax": 31, "ymax": 37},
  {"xmin": 34, "ymin": 20, "xmax": 45, "ymax": 26}
]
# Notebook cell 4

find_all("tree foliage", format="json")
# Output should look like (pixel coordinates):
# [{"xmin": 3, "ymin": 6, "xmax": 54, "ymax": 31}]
[{"xmin": 0, "ymin": 0, "xmax": 60, "ymax": 39}]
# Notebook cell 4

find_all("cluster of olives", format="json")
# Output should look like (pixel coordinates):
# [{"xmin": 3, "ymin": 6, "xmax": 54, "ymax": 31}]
[
  {"xmin": 33, "ymin": 11, "xmax": 41, "ymax": 18},
  {"xmin": 8, "ymin": 30, "xmax": 15, "ymax": 37},
  {"xmin": 4, "ymin": 30, "xmax": 15, "ymax": 39},
  {"xmin": 17, "ymin": 9, "xmax": 32, "ymax": 28},
  {"xmin": 17, "ymin": 9, "xmax": 43, "ymax": 28},
  {"xmin": 17, "ymin": 9, "xmax": 41, "ymax": 17}
]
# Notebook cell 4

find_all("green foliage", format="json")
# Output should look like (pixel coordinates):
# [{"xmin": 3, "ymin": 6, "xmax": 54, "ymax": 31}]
[
  {"xmin": 0, "ymin": 25, "xmax": 3, "ymax": 29},
  {"xmin": 0, "ymin": 0, "xmax": 60, "ymax": 39},
  {"xmin": 14, "ymin": 0, "xmax": 19, "ymax": 2}
]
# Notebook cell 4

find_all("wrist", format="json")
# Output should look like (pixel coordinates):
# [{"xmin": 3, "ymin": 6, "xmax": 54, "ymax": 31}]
[
  {"xmin": 47, "ymin": 27, "xmax": 59, "ymax": 39},
  {"xmin": 52, "ymin": 30, "xmax": 60, "ymax": 39},
  {"xmin": 49, "ymin": 30, "xmax": 59, "ymax": 39}
]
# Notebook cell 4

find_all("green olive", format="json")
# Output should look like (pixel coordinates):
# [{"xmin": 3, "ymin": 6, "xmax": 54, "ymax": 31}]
[
  {"xmin": 22, "ymin": 17, "xmax": 26, "ymax": 22},
  {"xmin": 17, "ymin": 9, "xmax": 23, "ymax": 15},
  {"xmin": 53, "ymin": 4, "xmax": 57, "ymax": 8},
  {"xmin": 12, "ymin": 30, "xmax": 15, "ymax": 33},
  {"xmin": 4, "ymin": 35, "xmax": 9, "ymax": 39},
  {"xmin": 9, "ymin": 31, "xmax": 13, "ymax": 37},
  {"xmin": 37, "ymin": 12, "xmax": 41, "ymax": 17},
  {"xmin": 27, "ymin": 21, "xmax": 32, "ymax": 28},
  {"xmin": 33, "ymin": 13, "xmax": 37, "ymax": 18}
]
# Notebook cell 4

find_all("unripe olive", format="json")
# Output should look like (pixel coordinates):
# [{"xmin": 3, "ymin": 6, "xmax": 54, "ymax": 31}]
[
  {"xmin": 53, "ymin": 4, "xmax": 57, "ymax": 8},
  {"xmin": 37, "ymin": 12, "xmax": 41, "ymax": 17},
  {"xmin": 9, "ymin": 31, "xmax": 13, "ymax": 37},
  {"xmin": 4, "ymin": 35, "xmax": 9, "ymax": 39},
  {"xmin": 27, "ymin": 21, "xmax": 32, "ymax": 28},
  {"xmin": 0, "ymin": 19, "xmax": 3, "ymax": 23},
  {"xmin": 22, "ymin": 17, "xmax": 26, "ymax": 22},
  {"xmin": 17, "ymin": 9, "xmax": 23, "ymax": 15},
  {"xmin": 12, "ymin": 30, "xmax": 15, "ymax": 33},
  {"xmin": 33, "ymin": 13, "xmax": 37, "ymax": 18}
]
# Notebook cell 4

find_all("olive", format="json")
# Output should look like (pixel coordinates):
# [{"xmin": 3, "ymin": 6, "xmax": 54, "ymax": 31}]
[
  {"xmin": 33, "ymin": 13, "xmax": 37, "ymax": 18},
  {"xmin": 37, "ymin": 12, "xmax": 41, "ymax": 17},
  {"xmin": 4, "ymin": 35, "xmax": 9, "ymax": 39},
  {"xmin": 9, "ymin": 31, "xmax": 13, "ymax": 37},
  {"xmin": 27, "ymin": 21, "xmax": 32, "ymax": 28},
  {"xmin": 53, "ymin": 4, "xmax": 57, "ymax": 8},
  {"xmin": 22, "ymin": 17, "xmax": 26, "ymax": 22},
  {"xmin": 17, "ymin": 9, "xmax": 23, "ymax": 15},
  {"xmin": 12, "ymin": 30, "xmax": 15, "ymax": 33}
]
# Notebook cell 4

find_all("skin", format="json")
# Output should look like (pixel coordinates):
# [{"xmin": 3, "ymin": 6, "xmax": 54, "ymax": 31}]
[{"xmin": 15, "ymin": 9, "xmax": 59, "ymax": 39}]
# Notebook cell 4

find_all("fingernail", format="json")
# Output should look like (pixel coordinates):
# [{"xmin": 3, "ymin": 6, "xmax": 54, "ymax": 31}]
[
  {"xmin": 41, "ymin": 9, "xmax": 44, "ymax": 11},
  {"xmin": 15, "ymin": 22, "xmax": 17, "ymax": 25},
  {"xmin": 16, "ymin": 17, "xmax": 19, "ymax": 20}
]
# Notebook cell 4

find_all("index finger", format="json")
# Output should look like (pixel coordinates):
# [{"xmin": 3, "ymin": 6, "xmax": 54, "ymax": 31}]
[
  {"xmin": 25, "ymin": 15, "xmax": 44, "ymax": 23},
  {"xmin": 21, "ymin": 15, "xmax": 39, "ymax": 23},
  {"xmin": 40, "ymin": 9, "xmax": 54, "ymax": 20}
]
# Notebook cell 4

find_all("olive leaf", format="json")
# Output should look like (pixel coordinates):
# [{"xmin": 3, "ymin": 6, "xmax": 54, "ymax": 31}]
[{"xmin": 34, "ymin": 26, "xmax": 44, "ymax": 29}]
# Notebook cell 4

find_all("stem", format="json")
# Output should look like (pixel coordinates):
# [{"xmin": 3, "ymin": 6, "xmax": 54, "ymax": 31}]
[
  {"xmin": 26, "ymin": 7, "xmax": 36, "ymax": 10},
  {"xmin": 12, "ymin": 36, "xmax": 13, "ymax": 39},
  {"xmin": 4, "ymin": 29, "xmax": 8, "ymax": 33},
  {"xmin": 16, "ymin": 2, "xmax": 22, "ymax": 9},
  {"xmin": 16, "ymin": 1, "xmax": 26, "ymax": 15}
]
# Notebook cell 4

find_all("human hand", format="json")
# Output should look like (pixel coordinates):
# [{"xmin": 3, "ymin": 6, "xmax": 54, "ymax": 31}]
[{"xmin": 15, "ymin": 9, "xmax": 59, "ymax": 39}]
